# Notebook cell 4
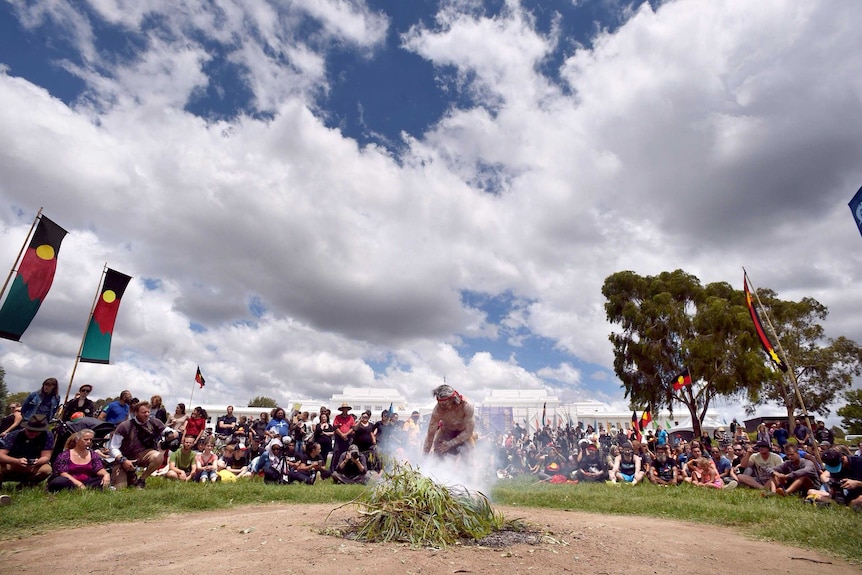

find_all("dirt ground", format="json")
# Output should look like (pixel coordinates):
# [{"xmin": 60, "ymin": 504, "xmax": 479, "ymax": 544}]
[{"xmin": 1, "ymin": 503, "xmax": 857, "ymax": 575}]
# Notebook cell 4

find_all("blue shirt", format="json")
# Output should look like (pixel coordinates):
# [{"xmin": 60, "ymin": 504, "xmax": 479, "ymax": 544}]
[
  {"xmin": 657, "ymin": 429, "xmax": 668, "ymax": 446},
  {"xmin": 101, "ymin": 401, "xmax": 130, "ymax": 425},
  {"xmin": 266, "ymin": 418, "xmax": 290, "ymax": 437},
  {"xmin": 21, "ymin": 391, "xmax": 59, "ymax": 420}
]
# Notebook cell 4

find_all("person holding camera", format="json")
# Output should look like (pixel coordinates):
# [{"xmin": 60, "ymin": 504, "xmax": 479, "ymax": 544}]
[
  {"xmin": 332, "ymin": 444, "xmax": 368, "ymax": 484},
  {"xmin": 108, "ymin": 401, "xmax": 175, "ymax": 489},
  {"xmin": 0, "ymin": 414, "xmax": 54, "ymax": 488}
]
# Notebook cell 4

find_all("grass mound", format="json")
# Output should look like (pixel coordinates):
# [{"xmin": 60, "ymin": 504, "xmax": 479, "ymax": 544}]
[{"xmin": 336, "ymin": 462, "xmax": 507, "ymax": 548}]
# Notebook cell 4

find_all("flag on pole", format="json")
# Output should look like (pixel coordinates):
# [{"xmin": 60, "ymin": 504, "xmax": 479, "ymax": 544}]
[
  {"xmin": 0, "ymin": 215, "xmax": 67, "ymax": 341},
  {"xmin": 80, "ymin": 268, "xmax": 132, "ymax": 364},
  {"xmin": 541, "ymin": 402, "xmax": 547, "ymax": 426},
  {"xmin": 640, "ymin": 406, "xmax": 653, "ymax": 432},
  {"xmin": 743, "ymin": 274, "xmax": 788, "ymax": 372},
  {"xmin": 387, "ymin": 402, "xmax": 394, "ymax": 416},
  {"xmin": 195, "ymin": 366, "xmax": 206, "ymax": 388},
  {"xmin": 631, "ymin": 410, "xmax": 641, "ymax": 441},
  {"xmin": 672, "ymin": 368, "xmax": 692, "ymax": 391},
  {"xmin": 849, "ymin": 185, "xmax": 862, "ymax": 238}
]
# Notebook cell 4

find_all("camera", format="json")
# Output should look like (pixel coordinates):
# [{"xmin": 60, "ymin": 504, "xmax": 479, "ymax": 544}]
[
  {"xmin": 351, "ymin": 451, "xmax": 359, "ymax": 459},
  {"xmin": 26, "ymin": 459, "xmax": 37, "ymax": 466}
]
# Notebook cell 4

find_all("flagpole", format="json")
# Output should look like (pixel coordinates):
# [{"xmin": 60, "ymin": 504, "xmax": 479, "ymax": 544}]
[
  {"xmin": 744, "ymin": 268, "xmax": 822, "ymax": 465},
  {"xmin": 61, "ymin": 263, "xmax": 107, "ymax": 417},
  {"xmin": 0, "ymin": 208, "xmax": 42, "ymax": 303}
]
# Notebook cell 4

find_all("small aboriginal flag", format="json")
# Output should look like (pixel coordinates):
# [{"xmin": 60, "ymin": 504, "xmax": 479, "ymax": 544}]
[
  {"xmin": 640, "ymin": 405, "xmax": 653, "ymax": 431},
  {"xmin": 631, "ymin": 410, "xmax": 641, "ymax": 441},
  {"xmin": 673, "ymin": 368, "xmax": 693, "ymax": 391},
  {"xmin": 80, "ymin": 268, "xmax": 132, "ymax": 364},
  {"xmin": 195, "ymin": 366, "xmax": 205, "ymax": 388},
  {"xmin": 0, "ymin": 215, "xmax": 67, "ymax": 341}
]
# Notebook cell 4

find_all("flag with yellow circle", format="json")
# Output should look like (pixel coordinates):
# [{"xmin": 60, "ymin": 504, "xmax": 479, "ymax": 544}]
[{"xmin": 80, "ymin": 268, "xmax": 132, "ymax": 364}]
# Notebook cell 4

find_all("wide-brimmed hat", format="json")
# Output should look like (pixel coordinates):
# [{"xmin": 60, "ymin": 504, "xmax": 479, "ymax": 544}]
[
  {"xmin": 338, "ymin": 403, "xmax": 352, "ymax": 411},
  {"xmin": 23, "ymin": 414, "xmax": 49, "ymax": 432}
]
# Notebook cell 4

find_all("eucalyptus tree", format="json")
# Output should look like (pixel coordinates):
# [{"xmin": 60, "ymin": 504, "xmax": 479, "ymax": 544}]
[{"xmin": 602, "ymin": 269, "xmax": 776, "ymax": 437}]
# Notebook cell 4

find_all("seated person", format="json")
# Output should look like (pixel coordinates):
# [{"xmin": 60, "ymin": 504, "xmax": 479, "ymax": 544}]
[
  {"xmin": 218, "ymin": 444, "xmax": 251, "ymax": 478},
  {"xmin": 0, "ymin": 415, "xmax": 54, "ymax": 487},
  {"xmin": 288, "ymin": 441, "xmax": 327, "ymax": 485},
  {"xmin": 166, "ymin": 435, "xmax": 198, "ymax": 481},
  {"xmin": 610, "ymin": 442, "xmax": 644, "ymax": 485},
  {"xmin": 575, "ymin": 442, "xmax": 606, "ymax": 482},
  {"xmin": 768, "ymin": 443, "xmax": 819, "ymax": 496},
  {"xmin": 807, "ymin": 447, "xmax": 862, "ymax": 508},
  {"xmin": 332, "ymin": 444, "xmax": 368, "ymax": 484},
  {"xmin": 689, "ymin": 457, "xmax": 724, "ymax": 489},
  {"xmin": 195, "ymin": 437, "xmax": 219, "ymax": 483},
  {"xmin": 109, "ymin": 402, "xmax": 173, "ymax": 489},
  {"xmin": 261, "ymin": 439, "xmax": 290, "ymax": 484},
  {"xmin": 709, "ymin": 446, "xmax": 735, "ymax": 487},
  {"xmin": 537, "ymin": 446, "xmax": 567, "ymax": 481},
  {"xmin": 47, "ymin": 429, "xmax": 111, "ymax": 491},
  {"xmin": 648, "ymin": 444, "xmax": 680, "ymax": 486},
  {"xmin": 737, "ymin": 440, "xmax": 783, "ymax": 491}
]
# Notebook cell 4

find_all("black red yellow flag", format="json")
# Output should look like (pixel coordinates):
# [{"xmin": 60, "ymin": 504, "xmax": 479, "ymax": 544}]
[
  {"xmin": 743, "ymin": 275, "xmax": 788, "ymax": 372},
  {"xmin": 195, "ymin": 366, "xmax": 206, "ymax": 388},
  {"xmin": 631, "ymin": 410, "xmax": 641, "ymax": 441},
  {"xmin": 0, "ymin": 215, "xmax": 67, "ymax": 341},
  {"xmin": 80, "ymin": 268, "xmax": 132, "ymax": 364},
  {"xmin": 640, "ymin": 405, "xmax": 653, "ymax": 431},
  {"xmin": 672, "ymin": 368, "xmax": 693, "ymax": 391}
]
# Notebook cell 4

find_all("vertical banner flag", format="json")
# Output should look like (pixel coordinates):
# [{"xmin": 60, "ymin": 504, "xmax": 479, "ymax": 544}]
[
  {"xmin": 640, "ymin": 406, "xmax": 653, "ymax": 432},
  {"xmin": 0, "ymin": 215, "xmax": 68, "ymax": 341},
  {"xmin": 80, "ymin": 268, "xmax": 132, "ymax": 364},
  {"xmin": 195, "ymin": 366, "xmax": 206, "ymax": 388},
  {"xmin": 672, "ymin": 368, "xmax": 693, "ymax": 391},
  {"xmin": 387, "ymin": 402, "xmax": 394, "ymax": 417},
  {"xmin": 743, "ymin": 275, "xmax": 788, "ymax": 372},
  {"xmin": 849, "ymin": 185, "xmax": 862, "ymax": 238},
  {"xmin": 631, "ymin": 410, "xmax": 641, "ymax": 441},
  {"xmin": 541, "ymin": 402, "xmax": 547, "ymax": 426}
]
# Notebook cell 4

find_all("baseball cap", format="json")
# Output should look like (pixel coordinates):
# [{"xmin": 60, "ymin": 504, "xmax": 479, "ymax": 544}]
[
  {"xmin": 754, "ymin": 440, "xmax": 770, "ymax": 450},
  {"xmin": 821, "ymin": 449, "xmax": 843, "ymax": 474}
]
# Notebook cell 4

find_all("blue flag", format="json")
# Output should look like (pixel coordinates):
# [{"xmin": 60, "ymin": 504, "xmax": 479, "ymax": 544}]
[
  {"xmin": 387, "ymin": 402, "xmax": 394, "ymax": 416},
  {"xmin": 850, "ymin": 185, "xmax": 862, "ymax": 238}
]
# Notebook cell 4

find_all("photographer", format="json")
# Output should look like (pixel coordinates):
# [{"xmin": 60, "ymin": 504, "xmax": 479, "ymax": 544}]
[
  {"xmin": 109, "ymin": 402, "xmax": 176, "ymax": 489},
  {"xmin": 0, "ymin": 415, "xmax": 54, "ymax": 488},
  {"xmin": 331, "ymin": 444, "xmax": 368, "ymax": 484}
]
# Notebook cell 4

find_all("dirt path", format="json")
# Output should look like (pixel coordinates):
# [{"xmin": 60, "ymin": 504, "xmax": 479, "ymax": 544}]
[{"xmin": 1, "ymin": 504, "xmax": 856, "ymax": 575}]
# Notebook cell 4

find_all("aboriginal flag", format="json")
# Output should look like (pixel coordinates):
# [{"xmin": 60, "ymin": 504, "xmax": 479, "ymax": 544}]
[
  {"xmin": 195, "ymin": 366, "xmax": 205, "ymax": 388},
  {"xmin": 0, "ymin": 215, "xmax": 67, "ymax": 341},
  {"xmin": 640, "ymin": 405, "xmax": 653, "ymax": 431},
  {"xmin": 672, "ymin": 368, "xmax": 692, "ymax": 391},
  {"xmin": 542, "ymin": 402, "xmax": 547, "ymax": 426},
  {"xmin": 743, "ymin": 275, "xmax": 788, "ymax": 372},
  {"xmin": 631, "ymin": 411, "xmax": 641, "ymax": 441},
  {"xmin": 80, "ymin": 268, "xmax": 132, "ymax": 364}
]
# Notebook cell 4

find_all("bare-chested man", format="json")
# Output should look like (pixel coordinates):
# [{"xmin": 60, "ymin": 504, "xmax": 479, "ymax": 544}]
[{"xmin": 423, "ymin": 384, "xmax": 475, "ymax": 456}]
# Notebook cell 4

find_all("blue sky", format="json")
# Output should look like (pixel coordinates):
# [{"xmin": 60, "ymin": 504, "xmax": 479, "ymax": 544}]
[{"xmin": 1, "ymin": 1, "xmax": 861, "ymax": 422}]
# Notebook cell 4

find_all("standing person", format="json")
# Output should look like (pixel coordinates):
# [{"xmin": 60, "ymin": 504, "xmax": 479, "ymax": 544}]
[
  {"xmin": 0, "ymin": 402, "xmax": 23, "ymax": 438},
  {"xmin": 331, "ymin": 403, "xmax": 355, "ymax": 472},
  {"xmin": 46, "ymin": 430, "xmax": 111, "ymax": 492},
  {"xmin": 353, "ymin": 411, "xmax": 378, "ymax": 471},
  {"xmin": 793, "ymin": 418, "xmax": 811, "ymax": 446},
  {"xmin": 423, "ymin": 385, "xmax": 475, "ymax": 457},
  {"xmin": 313, "ymin": 411, "xmax": 335, "ymax": 466},
  {"xmin": 21, "ymin": 378, "xmax": 60, "ymax": 420},
  {"xmin": 150, "ymin": 396, "xmax": 168, "ymax": 423},
  {"xmin": 0, "ymin": 415, "xmax": 54, "ymax": 487},
  {"xmin": 216, "ymin": 406, "xmax": 238, "ymax": 437},
  {"xmin": 61, "ymin": 385, "xmax": 96, "ymax": 421},
  {"xmin": 167, "ymin": 403, "xmax": 189, "ymax": 436},
  {"xmin": 773, "ymin": 422, "xmax": 789, "ymax": 449},
  {"xmin": 656, "ymin": 425, "xmax": 668, "ymax": 448},
  {"xmin": 252, "ymin": 412, "xmax": 269, "ymax": 439},
  {"xmin": 404, "ymin": 411, "xmax": 422, "ymax": 454},
  {"xmin": 755, "ymin": 423, "xmax": 770, "ymax": 445},
  {"xmin": 98, "ymin": 390, "xmax": 132, "ymax": 425},
  {"xmin": 109, "ymin": 401, "xmax": 174, "ymax": 489},
  {"xmin": 265, "ymin": 408, "xmax": 290, "ymax": 439}
]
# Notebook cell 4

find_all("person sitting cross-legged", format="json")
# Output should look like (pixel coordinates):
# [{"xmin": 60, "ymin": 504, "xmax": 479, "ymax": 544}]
[
  {"xmin": 46, "ymin": 429, "xmax": 111, "ymax": 492},
  {"xmin": 289, "ymin": 441, "xmax": 330, "ymax": 484},
  {"xmin": 648, "ymin": 444, "xmax": 680, "ymax": 486},
  {"xmin": 610, "ymin": 442, "xmax": 644, "ymax": 485},
  {"xmin": 332, "ymin": 444, "xmax": 368, "ymax": 485},
  {"xmin": 218, "ymin": 444, "xmax": 251, "ymax": 479},
  {"xmin": 195, "ymin": 437, "xmax": 219, "ymax": 483},
  {"xmin": 575, "ymin": 441, "xmax": 607, "ymax": 482},
  {"xmin": 166, "ymin": 435, "xmax": 198, "ymax": 481},
  {"xmin": 737, "ymin": 440, "xmax": 782, "ymax": 492}
]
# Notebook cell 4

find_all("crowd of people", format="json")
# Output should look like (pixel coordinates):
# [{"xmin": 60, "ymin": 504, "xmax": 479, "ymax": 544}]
[{"xmin": 0, "ymin": 378, "xmax": 860, "ymax": 513}]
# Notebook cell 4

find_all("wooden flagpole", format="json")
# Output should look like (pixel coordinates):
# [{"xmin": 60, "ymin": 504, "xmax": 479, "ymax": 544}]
[
  {"xmin": 62, "ymin": 263, "xmax": 107, "ymax": 412},
  {"xmin": 0, "ymin": 208, "xmax": 42, "ymax": 303},
  {"xmin": 743, "ymin": 268, "xmax": 822, "ymax": 465}
]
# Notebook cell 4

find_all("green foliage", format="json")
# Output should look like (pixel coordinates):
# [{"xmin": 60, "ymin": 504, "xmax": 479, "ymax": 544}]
[
  {"xmin": 747, "ymin": 289, "xmax": 862, "ymax": 419},
  {"xmin": 838, "ymin": 389, "xmax": 862, "ymax": 434},
  {"xmin": 248, "ymin": 396, "xmax": 277, "ymax": 408},
  {"xmin": 337, "ymin": 462, "xmax": 504, "ymax": 547},
  {"xmin": 602, "ymin": 269, "xmax": 776, "ymax": 435},
  {"xmin": 5, "ymin": 391, "xmax": 28, "ymax": 407}
]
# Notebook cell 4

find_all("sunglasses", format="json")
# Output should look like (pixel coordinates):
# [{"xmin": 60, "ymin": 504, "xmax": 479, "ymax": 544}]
[{"xmin": 80, "ymin": 389, "xmax": 92, "ymax": 393}]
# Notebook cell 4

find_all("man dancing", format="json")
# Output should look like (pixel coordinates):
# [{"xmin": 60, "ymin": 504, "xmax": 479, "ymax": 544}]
[{"xmin": 423, "ymin": 384, "xmax": 475, "ymax": 457}]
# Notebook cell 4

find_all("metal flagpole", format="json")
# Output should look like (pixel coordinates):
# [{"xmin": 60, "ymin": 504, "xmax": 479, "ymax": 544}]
[
  {"xmin": 0, "ymin": 208, "xmax": 42, "ymax": 302},
  {"xmin": 744, "ymin": 268, "xmax": 822, "ymax": 465},
  {"xmin": 61, "ymin": 263, "xmax": 107, "ymax": 417}
]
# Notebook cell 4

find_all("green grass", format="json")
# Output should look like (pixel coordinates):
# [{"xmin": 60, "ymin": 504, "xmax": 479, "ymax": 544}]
[{"xmin": 2, "ymin": 477, "xmax": 860, "ymax": 564}]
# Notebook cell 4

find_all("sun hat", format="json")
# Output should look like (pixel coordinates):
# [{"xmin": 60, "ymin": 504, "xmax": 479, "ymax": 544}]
[
  {"xmin": 23, "ymin": 415, "xmax": 49, "ymax": 432},
  {"xmin": 338, "ymin": 403, "xmax": 352, "ymax": 411}
]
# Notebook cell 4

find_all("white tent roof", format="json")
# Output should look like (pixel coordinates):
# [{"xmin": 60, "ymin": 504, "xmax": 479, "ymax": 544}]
[{"xmin": 668, "ymin": 414, "xmax": 727, "ymax": 435}]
